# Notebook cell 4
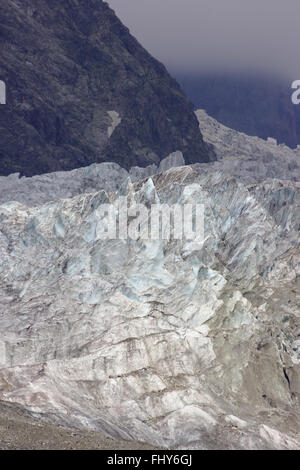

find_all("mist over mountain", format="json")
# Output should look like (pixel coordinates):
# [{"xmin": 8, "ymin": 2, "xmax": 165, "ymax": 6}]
[
  {"xmin": 108, "ymin": 0, "xmax": 300, "ymax": 150},
  {"xmin": 0, "ymin": 0, "xmax": 213, "ymax": 177},
  {"xmin": 176, "ymin": 74, "xmax": 300, "ymax": 149},
  {"xmin": 108, "ymin": 0, "xmax": 300, "ymax": 80}
]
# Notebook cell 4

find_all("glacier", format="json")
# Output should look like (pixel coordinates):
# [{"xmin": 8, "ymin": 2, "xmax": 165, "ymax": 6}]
[{"xmin": 0, "ymin": 114, "xmax": 299, "ymax": 449}]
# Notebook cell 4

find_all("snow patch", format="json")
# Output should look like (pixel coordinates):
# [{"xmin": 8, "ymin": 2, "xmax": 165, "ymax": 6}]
[{"xmin": 107, "ymin": 111, "xmax": 121, "ymax": 138}]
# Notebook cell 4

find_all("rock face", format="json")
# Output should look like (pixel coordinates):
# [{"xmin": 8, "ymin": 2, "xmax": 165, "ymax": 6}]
[
  {"xmin": 0, "ymin": 161, "xmax": 300, "ymax": 449},
  {"xmin": 0, "ymin": 0, "xmax": 214, "ymax": 176}
]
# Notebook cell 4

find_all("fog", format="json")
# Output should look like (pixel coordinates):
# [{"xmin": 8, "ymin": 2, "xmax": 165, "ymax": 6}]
[{"xmin": 107, "ymin": 0, "xmax": 300, "ymax": 79}]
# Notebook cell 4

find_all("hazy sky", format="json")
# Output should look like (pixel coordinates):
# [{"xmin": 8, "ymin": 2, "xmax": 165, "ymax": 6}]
[{"xmin": 107, "ymin": 0, "xmax": 300, "ymax": 78}]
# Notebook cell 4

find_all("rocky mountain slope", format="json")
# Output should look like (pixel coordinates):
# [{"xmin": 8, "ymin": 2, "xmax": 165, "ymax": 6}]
[
  {"xmin": 0, "ymin": 155, "xmax": 299, "ymax": 449},
  {"xmin": 0, "ymin": 0, "xmax": 214, "ymax": 177}
]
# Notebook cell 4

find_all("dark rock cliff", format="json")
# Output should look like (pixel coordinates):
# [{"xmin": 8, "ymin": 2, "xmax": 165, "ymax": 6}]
[{"xmin": 0, "ymin": 0, "xmax": 214, "ymax": 176}]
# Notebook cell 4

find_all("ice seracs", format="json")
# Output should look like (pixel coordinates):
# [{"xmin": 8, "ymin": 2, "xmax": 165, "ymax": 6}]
[
  {"xmin": 0, "ymin": 151, "xmax": 185, "ymax": 207},
  {"xmin": 195, "ymin": 109, "xmax": 300, "ymax": 183},
  {"xmin": 0, "ymin": 163, "xmax": 299, "ymax": 449}
]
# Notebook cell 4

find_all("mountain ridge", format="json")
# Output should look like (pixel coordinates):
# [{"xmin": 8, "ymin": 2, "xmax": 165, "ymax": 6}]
[
  {"xmin": 177, "ymin": 74, "xmax": 300, "ymax": 149},
  {"xmin": 0, "ymin": 0, "xmax": 214, "ymax": 176}
]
